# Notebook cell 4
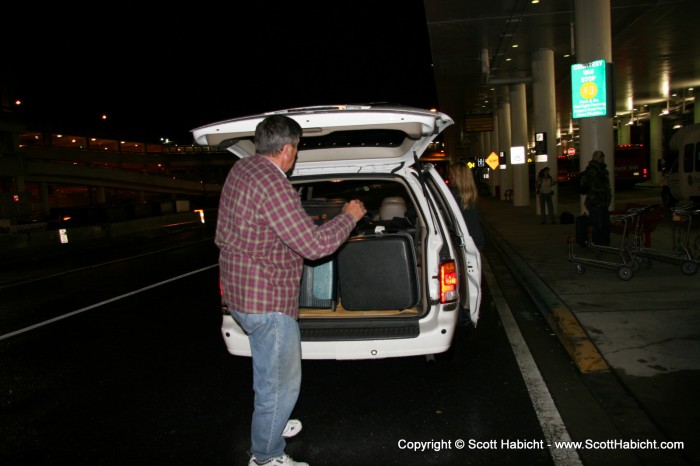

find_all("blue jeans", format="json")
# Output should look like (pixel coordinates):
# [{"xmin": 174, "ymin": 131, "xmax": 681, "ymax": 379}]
[
  {"xmin": 231, "ymin": 311, "xmax": 302, "ymax": 462},
  {"xmin": 539, "ymin": 193, "xmax": 556, "ymax": 223}
]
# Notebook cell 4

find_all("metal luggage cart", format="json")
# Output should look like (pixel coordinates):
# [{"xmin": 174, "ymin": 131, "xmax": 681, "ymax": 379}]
[
  {"xmin": 622, "ymin": 204, "xmax": 662, "ymax": 270},
  {"xmin": 567, "ymin": 210, "xmax": 639, "ymax": 280},
  {"xmin": 632, "ymin": 204, "xmax": 700, "ymax": 276}
]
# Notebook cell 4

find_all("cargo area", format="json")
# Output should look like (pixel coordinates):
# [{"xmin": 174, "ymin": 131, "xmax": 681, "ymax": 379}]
[{"xmin": 294, "ymin": 178, "xmax": 425, "ymax": 318}]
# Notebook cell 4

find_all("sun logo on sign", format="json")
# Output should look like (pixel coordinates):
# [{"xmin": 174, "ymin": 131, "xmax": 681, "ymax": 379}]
[{"xmin": 580, "ymin": 82, "xmax": 598, "ymax": 100}]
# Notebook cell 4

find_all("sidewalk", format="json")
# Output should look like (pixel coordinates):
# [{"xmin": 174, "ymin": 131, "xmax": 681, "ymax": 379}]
[{"xmin": 478, "ymin": 189, "xmax": 700, "ymax": 463}]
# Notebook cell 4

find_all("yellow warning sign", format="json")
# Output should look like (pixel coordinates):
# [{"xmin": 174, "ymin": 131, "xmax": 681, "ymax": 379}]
[{"xmin": 486, "ymin": 152, "xmax": 500, "ymax": 170}]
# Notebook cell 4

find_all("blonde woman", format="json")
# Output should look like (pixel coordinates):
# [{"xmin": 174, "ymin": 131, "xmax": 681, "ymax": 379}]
[{"xmin": 448, "ymin": 162, "xmax": 484, "ymax": 251}]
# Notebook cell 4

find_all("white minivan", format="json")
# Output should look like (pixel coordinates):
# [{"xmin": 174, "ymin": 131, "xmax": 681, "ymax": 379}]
[
  {"xmin": 662, "ymin": 122, "xmax": 700, "ymax": 205},
  {"xmin": 192, "ymin": 104, "xmax": 481, "ymax": 360}
]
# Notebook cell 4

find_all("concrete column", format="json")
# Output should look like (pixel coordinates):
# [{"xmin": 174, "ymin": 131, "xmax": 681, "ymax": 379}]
[
  {"xmin": 510, "ymin": 83, "xmax": 529, "ymax": 206},
  {"xmin": 485, "ymin": 125, "xmax": 495, "ymax": 196},
  {"xmin": 532, "ymin": 48, "xmax": 558, "ymax": 217},
  {"xmin": 482, "ymin": 129, "xmax": 490, "ymax": 165},
  {"xmin": 575, "ymin": 0, "xmax": 615, "ymax": 212},
  {"xmin": 479, "ymin": 132, "xmax": 487, "ymax": 162},
  {"xmin": 484, "ymin": 127, "xmax": 491, "ymax": 154},
  {"xmin": 618, "ymin": 118, "xmax": 631, "ymax": 145},
  {"xmin": 649, "ymin": 105, "xmax": 663, "ymax": 184},
  {"xmin": 497, "ymin": 89, "xmax": 512, "ymax": 200},
  {"xmin": 475, "ymin": 131, "xmax": 486, "ymax": 194},
  {"xmin": 695, "ymin": 99, "xmax": 700, "ymax": 124},
  {"xmin": 490, "ymin": 113, "xmax": 500, "ymax": 197}
]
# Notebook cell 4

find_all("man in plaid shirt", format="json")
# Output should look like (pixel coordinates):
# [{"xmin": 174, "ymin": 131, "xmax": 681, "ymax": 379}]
[{"xmin": 216, "ymin": 115, "xmax": 366, "ymax": 466}]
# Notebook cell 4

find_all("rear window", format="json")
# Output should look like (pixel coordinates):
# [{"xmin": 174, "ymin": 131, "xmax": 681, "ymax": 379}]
[
  {"xmin": 298, "ymin": 129, "xmax": 407, "ymax": 151},
  {"xmin": 683, "ymin": 143, "xmax": 694, "ymax": 173},
  {"xmin": 292, "ymin": 178, "xmax": 412, "ymax": 220}
]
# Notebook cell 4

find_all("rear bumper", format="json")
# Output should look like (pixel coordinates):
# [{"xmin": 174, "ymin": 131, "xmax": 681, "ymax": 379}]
[{"xmin": 220, "ymin": 310, "xmax": 457, "ymax": 360}]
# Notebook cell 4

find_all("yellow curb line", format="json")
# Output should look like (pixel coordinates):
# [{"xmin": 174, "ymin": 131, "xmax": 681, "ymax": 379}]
[{"xmin": 547, "ymin": 304, "xmax": 609, "ymax": 373}]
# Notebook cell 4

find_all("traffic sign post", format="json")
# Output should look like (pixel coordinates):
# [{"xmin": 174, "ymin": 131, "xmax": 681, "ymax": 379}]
[
  {"xmin": 486, "ymin": 152, "xmax": 499, "ymax": 170},
  {"xmin": 535, "ymin": 132, "xmax": 547, "ymax": 155},
  {"xmin": 571, "ymin": 59, "xmax": 614, "ymax": 119}
]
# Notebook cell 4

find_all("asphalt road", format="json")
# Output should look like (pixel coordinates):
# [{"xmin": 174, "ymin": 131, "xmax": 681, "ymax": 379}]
[
  {"xmin": 0, "ymin": 187, "xmax": 692, "ymax": 465},
  {"xmin": 0, "ymin": 232, "xmax": 558, "ymax": 466}
]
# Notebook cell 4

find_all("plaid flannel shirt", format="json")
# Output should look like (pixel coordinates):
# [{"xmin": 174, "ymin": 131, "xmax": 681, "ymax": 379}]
[{"xmin": 216, "ymin": 154, "xmax": 355, "ymax": 319}]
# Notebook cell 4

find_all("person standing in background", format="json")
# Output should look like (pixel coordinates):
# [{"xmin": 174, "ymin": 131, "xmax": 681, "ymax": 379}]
[
  {"xmin": 580, "ymin": 150, "xmax": 612, "ymax": 246},
  {"xmin": 216, "ymin": 115, "xmax": 366, "ymax": 466},
  {"xmin": 535, "ymin": 167, "xmax": 558, "ymax": 224},
  {"xmin": 448, "ymin": 162, "xmax": 485, "ymax": 251},
  {"xmin": 448, "ymin": 161, "xmax": 484, "ymax": 326}
]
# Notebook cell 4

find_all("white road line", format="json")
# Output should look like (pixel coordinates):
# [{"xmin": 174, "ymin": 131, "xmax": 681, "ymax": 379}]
[
  {"xmin": 0, "ymin": 239, "xmax": 212, "ymax": 290},
  {"xmin": 0, "ymin": 264, "xmax": 218, "ymax": 342},
  {"xmin": 481, "ymin": 255, "xmax": 582, "ymax": 466}
]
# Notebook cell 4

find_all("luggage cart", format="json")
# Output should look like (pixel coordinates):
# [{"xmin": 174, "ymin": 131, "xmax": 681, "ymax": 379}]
[
  {"xmin": 567, "ymin": 210, "xmax": 639, "ymax": 280},
  {"xmin": 632, "ymin": 204, "xmax": 700, "ymax": 275},
  {"xmin": 621, "ymin": 204, "xmax": 663, "ymax": 272}
]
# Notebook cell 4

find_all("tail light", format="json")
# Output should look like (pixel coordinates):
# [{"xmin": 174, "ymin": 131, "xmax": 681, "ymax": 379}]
[
  {"xmin": 439, "ymin": 260, "xmax": 457, "ymax": 303},
  {"xmin": 219, "ymin": 279, "xmax": 229, "ymax": 315}
]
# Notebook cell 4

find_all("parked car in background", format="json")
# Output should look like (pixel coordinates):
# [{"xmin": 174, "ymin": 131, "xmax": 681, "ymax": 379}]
[
  {"xmin": 192, "ymin": 104, "xmax": 482, "ymax": 360},
  {"xmin": 561, "ymin": 144, "xmax": 650, "ymax": 191},
  {"xmin": 613, "ymin": 144, "xmax": 650, "ymax": 189}
]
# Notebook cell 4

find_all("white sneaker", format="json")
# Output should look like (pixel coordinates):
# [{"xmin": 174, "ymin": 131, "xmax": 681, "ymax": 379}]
[
  {"xmin": 282, "ymin": 419, "xmax": 302, "ymax": 439},
  {"xmin": 248, "ymin": 454, "xmax": 309, "ymax": 466}
]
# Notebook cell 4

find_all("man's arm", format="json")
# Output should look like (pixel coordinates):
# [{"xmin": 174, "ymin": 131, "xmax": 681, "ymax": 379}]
[{"xmin": 264, "ymin": 177, "xmax": 365, "ymax": 260}]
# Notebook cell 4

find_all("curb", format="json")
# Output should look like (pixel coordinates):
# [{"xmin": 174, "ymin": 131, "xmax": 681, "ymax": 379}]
[{"xmin": 483, "ymin": 221, "xmax": 610, "ymax": 373}]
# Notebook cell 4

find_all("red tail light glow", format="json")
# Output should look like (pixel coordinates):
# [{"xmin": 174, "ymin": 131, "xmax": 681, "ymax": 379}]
[{"xmin": 440, "ymin": 261, "xmax": 457, "ymax": 303}]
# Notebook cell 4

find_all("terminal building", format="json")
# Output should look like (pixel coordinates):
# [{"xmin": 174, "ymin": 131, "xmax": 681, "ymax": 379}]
[{"xmin": 1, "ymin": 0, "xmax": 699, "ymax": 231}]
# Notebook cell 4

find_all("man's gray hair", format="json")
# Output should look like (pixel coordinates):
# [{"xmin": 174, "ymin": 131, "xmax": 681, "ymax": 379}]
[{"xmin": 255, "ymin": 115, "xmax": 303, "ymax": 156}]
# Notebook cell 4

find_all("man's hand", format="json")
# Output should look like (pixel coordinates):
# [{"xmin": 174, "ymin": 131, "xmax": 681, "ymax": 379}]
[{"xmin": 343, "ymin": 199, "xmax": 367, "ymax": 222}]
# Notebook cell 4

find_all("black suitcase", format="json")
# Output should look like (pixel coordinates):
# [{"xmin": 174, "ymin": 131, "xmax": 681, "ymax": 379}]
[
  {"xmin": 337, "ymin": 232, "xmax": 419, "ymax": 311},
  {"xmin": 299, "ymin": 257, "xmax": 337, "ymax": 310},
  {"xmin": 560, "ymin": 211, "xmax": 575, "ymax": 224},
  {"xmin": 575, "ymin": 215, "xmax": 590, "ymax": 246}
]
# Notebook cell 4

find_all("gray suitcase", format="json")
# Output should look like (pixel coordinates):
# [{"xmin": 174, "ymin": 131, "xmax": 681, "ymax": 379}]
[{"xmin": 299, "ymin": 257, "xmax": 337, "ymax": 309}]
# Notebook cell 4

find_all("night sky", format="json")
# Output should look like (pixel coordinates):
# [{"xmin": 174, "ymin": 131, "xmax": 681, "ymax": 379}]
[{"xmin": 2, "ymin": 1, "xmax": 437, "ymax": 145}]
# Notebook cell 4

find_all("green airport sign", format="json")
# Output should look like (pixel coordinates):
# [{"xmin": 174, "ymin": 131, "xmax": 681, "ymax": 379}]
[{"xmin": 571, "ymin": 59, "xmax": 612, "ymax": 119}]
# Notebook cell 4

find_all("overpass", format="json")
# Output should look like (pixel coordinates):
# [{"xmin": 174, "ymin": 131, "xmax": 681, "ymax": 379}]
[{"xmin": 0, "ymin": 128, "xmax": 234, "ymax": 225}]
